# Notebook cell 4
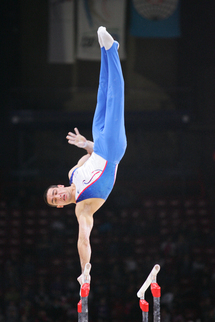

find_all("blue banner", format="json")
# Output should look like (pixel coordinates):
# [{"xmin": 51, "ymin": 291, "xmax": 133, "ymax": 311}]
[{"xmin": 130, "ymin": 0, "xmax": 181, "ymax": 38}]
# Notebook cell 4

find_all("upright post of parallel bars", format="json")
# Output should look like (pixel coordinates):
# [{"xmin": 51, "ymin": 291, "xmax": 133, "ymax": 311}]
[
  {"xmin": 151, "ymin": 281, "xmax": 161, "ymax": 322},
  {"xmin": 137, "ymin": 264, "xmax": 161, "ymax": 322},
  {"xmin": 77, "ymin": 263, "xmax": 91, "ymax": 322}
]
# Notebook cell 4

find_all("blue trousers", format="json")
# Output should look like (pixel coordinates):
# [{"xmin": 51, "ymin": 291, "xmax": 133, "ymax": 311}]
[{"xmin": 92, "ymin": 41, "xmax": 127, "ymax": 165}]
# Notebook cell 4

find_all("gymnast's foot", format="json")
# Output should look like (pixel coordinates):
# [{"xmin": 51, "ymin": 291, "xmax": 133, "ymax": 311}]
[{"xmin": 97, "ymin": 26, "xmax": 115, "ymax": 50}]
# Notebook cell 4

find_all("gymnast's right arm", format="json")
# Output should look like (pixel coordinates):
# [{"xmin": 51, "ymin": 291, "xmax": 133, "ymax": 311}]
[
  {"xmin": 66, "ymin": 127, "xmax": 94, "ymax": 155},
  {"xmin": 75, "ymin": 206, "xmax": 94, "ymax": 275}
]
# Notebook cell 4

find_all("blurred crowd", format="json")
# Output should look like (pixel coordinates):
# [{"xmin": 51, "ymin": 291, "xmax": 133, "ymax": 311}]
[{"xmin": 0, "ymin": 196, "xmax": 215, "ymax": 322}]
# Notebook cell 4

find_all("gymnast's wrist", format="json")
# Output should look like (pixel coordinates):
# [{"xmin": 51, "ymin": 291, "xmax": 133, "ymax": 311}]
[{"xmin": 85, "ymin": 140, "xmax": 94, "ymax": 154}]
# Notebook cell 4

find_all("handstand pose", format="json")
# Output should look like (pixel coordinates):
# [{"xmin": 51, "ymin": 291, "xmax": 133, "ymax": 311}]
[{"xmin": 45, "ymin": 27, "xmax": 127, "ymax": 283}]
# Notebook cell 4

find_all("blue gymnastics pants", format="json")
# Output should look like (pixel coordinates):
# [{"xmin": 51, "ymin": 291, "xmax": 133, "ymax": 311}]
[{"xmin": 92, "ymin": 41, "xmax": 127, "ymax": 164}]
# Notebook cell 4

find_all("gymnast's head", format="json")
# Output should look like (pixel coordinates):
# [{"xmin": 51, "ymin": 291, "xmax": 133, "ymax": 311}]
[{"xmin": 44, "ymin": 184, "xmax": 75, "ymax": 208}]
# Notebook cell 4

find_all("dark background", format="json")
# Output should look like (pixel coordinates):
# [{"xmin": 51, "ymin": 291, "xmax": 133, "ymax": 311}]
[
  {"xmin": 1, "ymin": 0, "xmax": 215, "ymax": 201},
  {"xmin": 0, "ymin": 0, "xmax": 215, "ymax": 321}
]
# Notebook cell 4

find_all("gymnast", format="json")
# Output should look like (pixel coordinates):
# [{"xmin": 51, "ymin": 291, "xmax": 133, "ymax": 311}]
[{"xmin": 44, "ymin": 26, "xmax": 127, "ymax": 285}]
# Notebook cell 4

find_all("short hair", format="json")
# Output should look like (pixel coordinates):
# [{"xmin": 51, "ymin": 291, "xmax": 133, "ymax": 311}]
[{"xmin": 43, "ymin": 185, "xmax": 58, "ymax": 207}]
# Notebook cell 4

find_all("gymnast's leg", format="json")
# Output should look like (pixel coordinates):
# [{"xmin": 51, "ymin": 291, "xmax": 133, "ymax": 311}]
[
  {"xmin": 97, "ymin": 28, "xmax": 127, "ymax": 164},
  {"xmin": 92, "ymin": 30, "xmax": 108, "ymax": 144}
]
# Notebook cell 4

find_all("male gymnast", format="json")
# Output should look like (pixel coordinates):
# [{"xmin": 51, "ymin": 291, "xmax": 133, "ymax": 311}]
[{"xmin": 45, "ymin": 27, "xmax": 127, "ymax": 284}]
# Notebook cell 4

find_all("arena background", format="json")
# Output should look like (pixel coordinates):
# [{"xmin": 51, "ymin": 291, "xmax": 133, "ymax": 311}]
[{"xmin": 0, "ymin": 0, "xmax": 215, "ymax": 321}]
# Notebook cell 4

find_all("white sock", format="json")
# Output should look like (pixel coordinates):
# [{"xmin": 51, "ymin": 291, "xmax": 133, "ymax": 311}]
[
  {"xmin": 97, "ymin": 26, "xmax": 104, "ymax": 48},
  {"xmin": 97, "ymin": 26, "xmax": 114, "ymax": 50}
]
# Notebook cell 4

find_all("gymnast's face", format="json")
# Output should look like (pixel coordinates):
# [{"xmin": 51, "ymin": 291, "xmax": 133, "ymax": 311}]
[{"xmin": 46, "ymin": 185, "xmax": 73, "ymax": 208}]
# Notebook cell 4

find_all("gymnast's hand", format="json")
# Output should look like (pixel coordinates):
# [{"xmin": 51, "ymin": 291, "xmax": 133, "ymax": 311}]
[
  {"xmin": 77, "ymin": 272, "xmax": 91, "ymax": 286},
  {"xmin": 66, "ymin": 128, "xmax": 87, "ymax": 148}
]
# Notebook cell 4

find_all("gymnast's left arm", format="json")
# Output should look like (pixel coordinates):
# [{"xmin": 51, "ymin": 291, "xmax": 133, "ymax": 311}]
[{"xmin": 66, "ymin": 127, "xmax": 94, "ymax": 155}]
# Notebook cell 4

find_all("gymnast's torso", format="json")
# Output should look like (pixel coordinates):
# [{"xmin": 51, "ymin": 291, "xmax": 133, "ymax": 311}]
[{"xmin": 69, "ymin": 152, "xmax": 118, "ymax": 203}]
